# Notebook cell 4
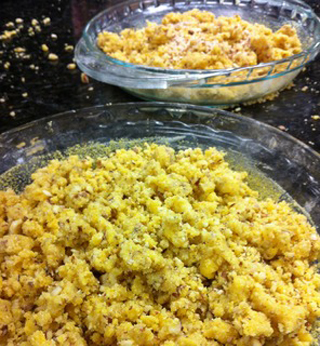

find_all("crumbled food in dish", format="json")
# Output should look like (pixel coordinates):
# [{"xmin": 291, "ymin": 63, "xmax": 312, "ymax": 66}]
[
  {"xmin": 1, "ymin": 144, "xmax": 320, "ymax": 346},
  {"xmin": 15, "ymin": 141, "xmax": 26, "ymax": 149},
  {"xmin": 97, "ymin": 9, "xmax": 302, "ymax": 69}
]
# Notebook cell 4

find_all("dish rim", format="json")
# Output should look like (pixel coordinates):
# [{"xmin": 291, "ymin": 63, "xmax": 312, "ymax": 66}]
[
  {"xmin": 80, "ymin": 0, "xmax": 320, "ymax": 78},
  {"xmin": 0, "ymin": 102, "xmax": 319, "ymax": 163}
]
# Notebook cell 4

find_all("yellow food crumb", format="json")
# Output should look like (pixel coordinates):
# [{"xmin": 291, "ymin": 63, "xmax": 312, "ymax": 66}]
[
  {"xmin": 42, "ymin": 17, "xmax": 51, "ymax": 26},
  {"xmin": 311, "ymin": 115, "xmax": 320, "ymax": 120},
  {"xmin": 16, "ymin": 142, "xmax": 26, "ymax": 149},
  {"xmin": 14, "ymin": 47, "xmax": 26, "ymax": 53},
  {"xmin": 28, "ymin": 27, "xmax": 35, "ymax": 37},
  {"xmin": 48, "ymin": 53, "xmax": 58, "ymax": 61},
  {"xmin": 64, "ymin": 44, "xmax": 74, "ymax": 52},
  {"xmin": 31, "ymin": 19, "xmax": 39, "ymax": 27},
  {"xmin": 5, "ymin": 22, "xmax": 15, "ymax": 28},
  {"xmin": 98, "ymin": 9, "xmax": 302, "ymax": 70},
  {"xmin": 41, "ymin": 44, "xmax": 49, "ymax": 52},
  {"xmin": 1, "ymin": 144, "xmax": 320, "ymax": 346},
  {"xmin": 0, "ymin": 30, "xmax": 18, "ymax": 41},
  {"xmin": 67, "ymin": 63, "xmax": 76, "ymax": 70},
  {"xmin": 81, "ymin": 72, "xmax": 89, "ymax": 83}
]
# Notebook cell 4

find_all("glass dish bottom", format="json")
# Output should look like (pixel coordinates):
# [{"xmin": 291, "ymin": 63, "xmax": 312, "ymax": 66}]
[{"xmin": 124, "ymin": 68, "xmax": 301, "ymax": 106}]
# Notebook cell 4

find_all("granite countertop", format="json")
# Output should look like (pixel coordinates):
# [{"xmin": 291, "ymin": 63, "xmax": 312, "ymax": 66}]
[{"xmin": 0, "ymin": 0, "xmax": 319, "ymax": 152}]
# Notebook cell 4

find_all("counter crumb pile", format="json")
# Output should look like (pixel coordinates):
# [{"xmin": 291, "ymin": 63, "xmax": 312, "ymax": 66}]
[
  {"xmin": 1, "ymin": 144, "xmax": 320, "ymax": 346},
  {"xmin": 97, "ymin": 10, "xmax": 302, "ymax": 69}
]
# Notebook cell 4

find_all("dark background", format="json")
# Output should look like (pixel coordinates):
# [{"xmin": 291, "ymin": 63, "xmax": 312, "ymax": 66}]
[{"xmin": 0, "ymin": 0, "xmax": 319, "ymax": 152}]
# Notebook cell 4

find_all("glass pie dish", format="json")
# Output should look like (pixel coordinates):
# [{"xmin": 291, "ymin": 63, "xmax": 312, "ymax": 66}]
[
  {"xmin": 75, "ymin": 0, "xmax": 320, "ymax": 106},
  {"xmin": 0, "ymin": 102, "xmax": 319, "ymax": 230}
]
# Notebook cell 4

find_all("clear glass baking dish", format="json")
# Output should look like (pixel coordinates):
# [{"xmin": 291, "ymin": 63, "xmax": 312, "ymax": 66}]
[
  {"xmin": 0, "ymin": 102, "xmax": 319, "ymax": 230},
  {"xmin": 75, "ymin": 0, "xmax": 320, "ymax": 106}
]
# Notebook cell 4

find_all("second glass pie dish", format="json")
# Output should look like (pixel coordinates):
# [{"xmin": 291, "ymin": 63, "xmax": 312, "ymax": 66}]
[{"xmin": 75, "ymin": 0, "xmax": 320, "ymax": 106}]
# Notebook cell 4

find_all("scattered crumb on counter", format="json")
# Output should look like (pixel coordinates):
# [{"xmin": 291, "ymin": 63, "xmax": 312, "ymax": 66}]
[
  {"xmin": 0, "ymin": 29, "xmax": 18, "ymax": 40},
  {"xmin": 9, "ymin": 111, "xmax": 15, "ymax": 117},
  {"xmin": 6, "ymin": 22, "xmax": 15, "ymax": 28},
  {"xmin": 31, "ymin": 19, "xmax": 39, "ymax": 27},
  {"xmin": 22, "ymin": 92, "xmax": 28, "ymax": 98},
  {"xmin": 4, "ymin": 61, "xmax": 10, "ymax": 69},
  {"xmin": 41, "ymin": 44, "xmax": 49, "ymax": 52},
  {"xmin": 14, "ymin": 47, "xmax": 26, "ymax": 53},
  {"xmin": 67, "ymin": 63, "xmax": 76, "ymax": 70},
  {"xmin": 278, "ymin": 125, "xmax": 287, "ymax": 131},
  {"xmin": 311, "ymin": 115, "xmax": 320, "ymax": 120},
  {"xmin": 43, "ymin": 17, "xmax": 51, "ymax": 26},
  {"xmin": 15, "ymin": 18, "xmax": 23, "ymax": 24},
  {"xmin": 28, "ymin": 27, "xmax": 35, "ymax": 36},
  {"xmin": 64, "ymin": 44, "xmax": 74, "ymax": 52},
  {"xmin": 301, "ymin": 86, "xmax": 309, "ymax": 92},
  {"xmin": 51, "ymin": 33, "xmax": 58, "ymax": 40},
  {"xmin": 81, "ymin": 72, "xmax": 89, "ymax": 84},
  {"xmin": 48, "ymin": 53, "xmax": 58, "ymax": 61}
]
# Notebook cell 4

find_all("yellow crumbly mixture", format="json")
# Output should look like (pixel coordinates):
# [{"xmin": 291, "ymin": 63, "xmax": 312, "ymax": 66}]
[
  {"xmin": 1, "ymin": 144, "xmax": 320, "ymax": 346},
  {"xmin": 97, "ymin": 10, "xmax": 302, "ymax": 70}
]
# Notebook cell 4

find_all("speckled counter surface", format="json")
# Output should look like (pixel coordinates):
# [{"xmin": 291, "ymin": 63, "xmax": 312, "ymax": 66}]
[{"xmin": 0, "ymin": 0, "xmax": 319, "ymax": 152}]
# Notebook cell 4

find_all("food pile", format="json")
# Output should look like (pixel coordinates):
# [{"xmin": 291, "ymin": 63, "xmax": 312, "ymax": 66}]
[
  {"xmin": 97, "ymin": 10, "xmax": 302, "ymax": 70},
  {"xmin": 1, "ymin": 144, "xmax": 320, "ymax": 346}
]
